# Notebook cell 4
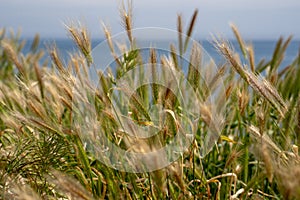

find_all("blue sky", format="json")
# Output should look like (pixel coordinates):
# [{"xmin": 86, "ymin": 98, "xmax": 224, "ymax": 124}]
[{"xmin": 1, "ymin": 0, "xmax": 300, "ymax": 40}]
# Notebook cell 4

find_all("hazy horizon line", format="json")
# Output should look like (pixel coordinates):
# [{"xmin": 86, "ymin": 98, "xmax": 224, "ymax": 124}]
[{"xmin": 20, "ymin": 36, "xmax": 300, "ymax": 42}]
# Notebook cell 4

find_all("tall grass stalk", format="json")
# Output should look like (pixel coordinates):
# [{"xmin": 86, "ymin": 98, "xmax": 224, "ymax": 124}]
[{"xmin": 0, "ymin": 5, "xmax": 300, "ymax": 199}]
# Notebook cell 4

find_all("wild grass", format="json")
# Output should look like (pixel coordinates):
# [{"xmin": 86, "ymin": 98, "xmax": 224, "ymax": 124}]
[{"xmin": 1, "ymin": 4, "xmax": 300, "ymax": 200}]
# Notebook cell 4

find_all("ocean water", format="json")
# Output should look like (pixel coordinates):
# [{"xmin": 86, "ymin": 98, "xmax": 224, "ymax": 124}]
[{"xmin": 23, "ymin": 38, "xmax": 299, "ymax": 70}]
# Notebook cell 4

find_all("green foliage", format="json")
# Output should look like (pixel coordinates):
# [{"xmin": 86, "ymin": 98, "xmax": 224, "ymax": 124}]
[{"xmin": 0, "ymin": 9, "xmax": 300, "ymax": 200}]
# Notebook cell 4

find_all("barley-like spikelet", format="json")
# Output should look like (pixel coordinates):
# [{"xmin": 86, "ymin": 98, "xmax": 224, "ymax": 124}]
[
  {"xmin": 34, "ymin": 63, "xmax": 44, "ymax": 99},
  {"xmin": 29, "ymin": 117, "xmax": 59, "ymax": 133},
  {"xmin": 102, "ymin": 22, "xmax": 114, "ymax": 53},
  {"xmin": 76, "ymin": 53, "xmax": 90, "ymax": 79},
  {"xmin": 230, "ymin": 23, "xmax": 247, "ymax": 58},
  {"xmin": 216, "ymin": 39, "xmax": 287, "ymax": 117},
  {"xmin": 184, "ymin": 9, "xmax": 198, "ymax": 52},
  {"xmin": 248, "ymin": 125, "xmax": 285, "ymax": 158},
  {"xmin": 120, "ymin": 0, "xmax": 133, "ymax": 44},
  {"xmin": 214, "ymin": 39, "xmax": 246, "ymax": 79},
  {"xmin": 208, "ymin": 64, "xmax": 226, "ymax": 93},
  {"xmin": 225, "ymin": 83, "xmax": 234, "ymax": 99},
  {"xmin": 187, "ymin": 42, "xmax": 201, "ymax": 90},
  {"xmin": 66, "ymin": 24, "xmax": 92, "ymax": 65},
  {"xmin": 27, "ymin": 101, "xmax": 45, "ymax": 120},
  {"xmin": 30, "ymin": 34, "xmax": 40, "ymax": 53},
  {"xmin": 199, "ymin": 103, "xmax": 213, "ymax": 127},
  {"xmin": 61, "ymin": 85, "xmax": 73, "ymax": 102},
  {"xmin": 270, "ymin": 36, "xmax": 292, "ymax": 70},
  {"xmin": 177, "ymin": 14, "xmax": 183, "ymax": 55},
  {"xmin": 170, "ymin": 43, "xmax": 179, "ymax": 69},
  {"xmin": 123, "ymin": 85, "xmax": 151, "ymax": 121},
  {"xmin": 150, "ymin": 48, "xmax": 159, "ymax": 103},
  {"xmin": 1, "ymin": 41, "xmax": 25, "ymax": 76},
  {"xmin": 247, "ymin": 70, "xmax": 287, "ymax": 116},
  {"xmin": 237, "ymin": 87, "xmax": 249, "ymax": 115},
  {"xmin": 261, "ymin": 77, "xmax": 287, "ymax": 114},
  {"xmin": 247, "ymin": 44, "xmax": 255, "ymax": 72},
  {"xmin": 49, "ymin": 46, "xmax": 66, "ymax": 74},
  {"xmin": 60, "ymin": 96, "xmax": 73, "ymax": 111}
]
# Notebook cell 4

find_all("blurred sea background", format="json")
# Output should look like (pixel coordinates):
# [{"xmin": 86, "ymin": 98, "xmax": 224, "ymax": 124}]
[{"xmin": 22, "ymin": 38, "xmax": 300, "ymax": 70}]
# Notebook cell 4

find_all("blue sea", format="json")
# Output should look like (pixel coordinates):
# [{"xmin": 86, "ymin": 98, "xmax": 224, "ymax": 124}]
[{"xmin": 23, "ymin": 38, "xmax": 299, "ymax": 70}]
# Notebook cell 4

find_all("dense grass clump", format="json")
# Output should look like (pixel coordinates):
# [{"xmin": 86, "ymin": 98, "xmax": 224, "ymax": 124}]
[{"xmin": 1, "ymin": 5, "xmax": 300, "ymax": 200}]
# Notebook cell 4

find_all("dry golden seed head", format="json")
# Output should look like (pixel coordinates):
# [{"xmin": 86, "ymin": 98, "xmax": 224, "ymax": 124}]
[
  {"xmin": 187, "ymin": 43, "xmax": 202, "ymax": 91},
  {"xmin": 261, "ymin": 78, "xmax": 287, "ymax": 113},
  {"xmin": 61, "ymin": 85, "xmax": 73, "ymax": 101},
  {"xmin": 27, "ymin": 101, "xmax": 45, "ymax": 120},
  {"xmin": 169, "ymin": 43, "xmax": 179, "ymax": 68},
  {"xmin": 187, "ymin": 9, "xmax": 198, "ymax": 38},
  {"xmin": 183, "ymin": 9, "xmax": 198, "ymax": 52},
  {"xmin": 125, "ymin": 14, "xmax": 132, "ymax": 40},
  {"xmin": 60, "ymin": 97, "xmax": 73, "ymax": 111},
  {"xmin": 177, "ymin": 14, "xmax": 184, "ymax": 56},
  {"xmin": 72, "ymin": 53, "xmax": 90, "ymax": 78},
  {"xmin": 29, "ymin": 118, "xmax": 58, "ymax": 133},
  {"xmin": 248, "ymin": 125, "xmax": 284, "ymax": 157},
  {"xmin": 225, "ymin": 83, "xmax": 234, "ymax": 99},
  {"xmin": 150, "ymin": 48, "xmax": 157, "ymax": 64},
  {"xmin": 81, "ymin": 29, "xmax": 90, "ymax": 48},
  {"xmin": 71, "ymin": 56, "xmax": 80, "ymax": 74},
  {"xmin": 1, "ymin": 41, "xmax": 25, "ymax": 75},
  {"xmin": 101, "ymin": 22, "xmax": 114, "ymax": 53},
  {"xmin": 199, "ymin": 103, "xmax": 213, "ymax": 125},
  {"xmin": 34, "ymin": 63, "xmax": 44, "ymax": 98},
  {"xmin": 237, "ymin": 88, "xmax": 249, "ymax": 114},
  {"xmin": 67, "ymin": 26, "xmax": 81, "ymax": 45},
  {"xmin": 120, "ymin": 0, "xmax": 133, "ymax": 43},
  {"xmin": 215, "ymin": 39, "xmax": 246, "ymax": 79},
  {"xmin": 190, "ymin": 42, "xmax": 202, "ymax": 68},
  {"xmin": 49, "ymin": 47, "xmax": 66, "ymax": 74},
  {"xmin": 216, "ymin": 38, "xmax": 287, "ymax": 117},
  {"xmin": 161, "ymin": 55, "xmax": 177, "ymax": 71},
  {"xmin": 18, "ymin": 39, "xmax": 26, "ymax": 52},
  {"xmin": 66, "ymin": 23, "xmax": 92, "ymax": 65},
  {"xmin": 207, "ymin": 64, "xmax": 226, "ymax": 93},
  {"xmin": 230, "ymin": 23, "xmax": 247, "ymax": 58},
  {"xmin": 256, "ymin": 108, "xmax": 265, "ymax": 135},
  {"xmin": 30, "ymin": 34, "xmax": 40, "ymax": 52},
  {"xmin": 247, "ymin": 44, "xmax": 255, "ymax": 72}
]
